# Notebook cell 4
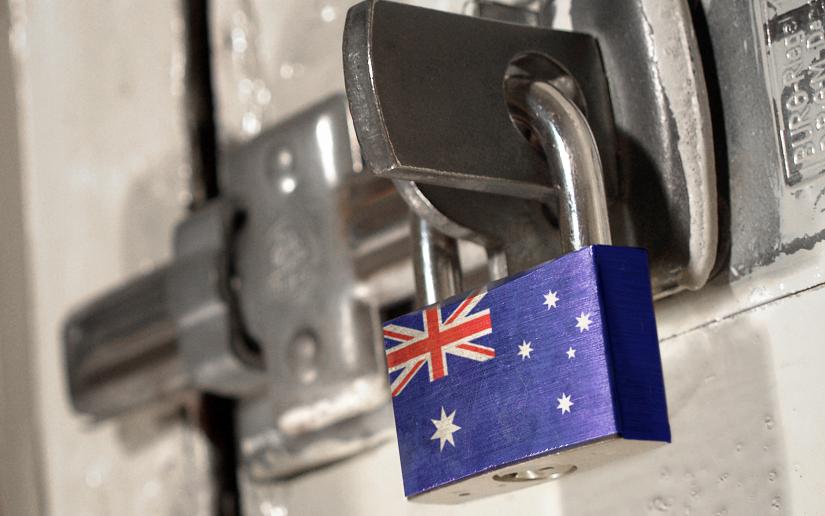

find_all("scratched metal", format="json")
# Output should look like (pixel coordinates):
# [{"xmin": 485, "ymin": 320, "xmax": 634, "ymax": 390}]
[
  {"xmin": 761, "ymin": 0, "xmax": 825, "ymax": 187},
  {"xmin": 703, "ymin": 0, "xmax": 825, "ymax": 275},
  {"xmin": 755, "ymin": 0, "xmax": 825, "ymax": 254}
]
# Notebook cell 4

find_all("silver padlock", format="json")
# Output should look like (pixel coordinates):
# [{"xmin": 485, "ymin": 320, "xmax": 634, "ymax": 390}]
[
  {"xmin": 384, "ymin": 82, "xmax": 668, "ymax": 504},
  {"xmin": 344, "ymin": 3, "xmax": 670, "ymax": 502}
]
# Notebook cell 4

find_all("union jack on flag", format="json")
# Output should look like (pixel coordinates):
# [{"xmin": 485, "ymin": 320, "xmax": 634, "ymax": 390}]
[{"xmin": 383, "ymin": 290, "xmax": 493, "ymax": 397}]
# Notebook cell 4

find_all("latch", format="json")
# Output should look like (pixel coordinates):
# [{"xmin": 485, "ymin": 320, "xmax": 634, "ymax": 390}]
[{"xmin": 65, "ymin": 96, "xmax": 410, "ymax": 479}]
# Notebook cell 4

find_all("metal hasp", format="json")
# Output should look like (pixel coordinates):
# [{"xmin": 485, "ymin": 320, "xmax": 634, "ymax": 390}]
[
  {"xmin": 64, "ymin": 95, "xmax": 410, "ymax": 478},
  {"xmin": 343, "ymin": 0, "xmax": 717, "ymax": 295}
]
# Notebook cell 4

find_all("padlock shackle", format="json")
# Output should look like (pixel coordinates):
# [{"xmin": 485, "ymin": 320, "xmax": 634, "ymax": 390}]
[
  {"xmin": 506, "ymin": 78, "xmax": 612, "ymax": 252},
  {"xmin": 410, "ymin": 214, "xmax": 462, "ymax": 307}
]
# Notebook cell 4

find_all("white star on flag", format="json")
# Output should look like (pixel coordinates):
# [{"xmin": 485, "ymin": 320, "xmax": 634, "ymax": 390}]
[
  {"xmin": 557, "ymin": 393, "xmax": 573, "ymax": 414},
  {"xmin": 518, "ymin": 340, "xmax": 533, "ymax": 360},
  {"xmin": 575, "ymin": 312, "xmax": 593, "ymax": 332},
  {"xmin": 566, "ymin": 346, "xmax": 576, "ymax": 359},
  {"xmin": 430, "ymin": 407, "xmax": 461, "ymax": 451},
  {"xmin": 543, "ymin": 290, "xmax": 559, "ymax": 309}
]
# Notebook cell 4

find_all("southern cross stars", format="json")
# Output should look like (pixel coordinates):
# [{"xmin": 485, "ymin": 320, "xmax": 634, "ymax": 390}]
[
  {"xmin": 557, "ymin": 393, "xmax": 573, "ymax": 414},
  {"xmin": 543, "ymin": 290, "xmax": 559, "ymax": 309},
  {"xmin": 575, "ymin": 312, "xmax": 593, "ymax": 332},
  {"xmin": 431, "ymin": 407, "xmax": 461, "ymax": 451},
  {"xmin": 518, "ymin": 340, "xmax": 533, "ymax": 360},
  {"xmin": 566, "ymin": 346, "xmax": 576, "ymax": 359}
]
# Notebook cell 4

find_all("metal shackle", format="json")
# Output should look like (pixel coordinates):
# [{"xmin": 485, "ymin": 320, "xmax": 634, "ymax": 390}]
[
  {"xmin": 505, "ymin": 77, "xmax": 612, "ymax": 253},
  {"xmin": 408, "ymin": 77, "xmax": 613, "ymax": 307}
]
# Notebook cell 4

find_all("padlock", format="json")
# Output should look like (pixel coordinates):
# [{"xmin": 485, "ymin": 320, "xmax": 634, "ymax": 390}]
[
  {"xmin": 344, "ymin": 0, "xmax": 671, "ymax": 502},
  {"xmin": 378, "ymin": 73, "xmax": 670, "ymax": 503},
  {"xmin": 384, "ymin": 243, "xmax": 670, "ymax": 502}
]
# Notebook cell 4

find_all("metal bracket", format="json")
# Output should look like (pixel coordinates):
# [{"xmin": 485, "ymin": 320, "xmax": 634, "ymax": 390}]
[
  {"xmin": 64, "ymin": 95, "xmax": 411, "ymax": 478},
  {"xmin": 221, "ymin": 95, "xmax": 401, "ymax": 479},
  {"xmin": 343, "ymin": 0, "xmax": 717, "ymax": 295}
]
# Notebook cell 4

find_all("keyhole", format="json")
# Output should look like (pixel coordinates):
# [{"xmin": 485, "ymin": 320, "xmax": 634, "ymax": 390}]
[{"xmin": 493, "ymin": 464, "xmax": 577, "ymax": 483}]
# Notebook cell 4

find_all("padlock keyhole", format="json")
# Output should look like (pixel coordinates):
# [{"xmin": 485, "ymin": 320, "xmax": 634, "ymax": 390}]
[{"xmin": 492, "ymin": 464, "xmax": 577, "ymax": 483}]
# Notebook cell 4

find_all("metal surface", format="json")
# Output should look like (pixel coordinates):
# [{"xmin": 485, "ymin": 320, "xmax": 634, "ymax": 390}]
[
  {"xmin": 392, "ymin": 178, "xmax": 490, "ymax": 246},
  {"xmin": 168, "ymin": 200, "xmax": 267, "ymax": 397},
  {"xmin": 64, "ymin": 266, "xmax": 186, "ymax": 418},
  {"xmin": 701, "ymin": 0, "xmax": 825, "ymax": 277},
  {"xmin": 374, "ymin": 62, "xmax": 625, "ymax": 503},
  {"xmin": 219, "ymin": 0, "xmax": 825, "ymax": 512},
  {"xmin": 410, "ymin": 216, "xmax": 462, "ymax": 306},
  {"xmin": 505, "ymin": 78, "xmax": 611, "ymax": 252},
  {"xmin": 210, "ymin": 0, "xmax": 468, "ymax": 144},
  {"xmin": 343, "ymin": 0, "xmax": 616, "ymax": 273},
  {"xmin": 343, "ymin": 1, "xmax": 615, "ymax": 199},
  {"xmin": 220, "ymin": 94, "xmax": 403, "ymax": 479},
  {"xmin": 343, "ymin": 0, "xmax": 717, "ymax": 294},
  {"xmin": 561, "ymin": 0, "xmax": 717, "ymax": 294},
  {"xmin": 64, "ymin": 199, "xmax": 267, "ymax": 418},
  {"xmin": 222, "ymin": 96, "xmax": 381, "ymax": 398},
  {"xmin": 760, "ymin": 1, "xmax": 825, "ymax": 187}
]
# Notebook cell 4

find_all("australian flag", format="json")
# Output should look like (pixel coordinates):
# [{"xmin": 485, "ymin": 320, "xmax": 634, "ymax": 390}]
[{"xmin": 383, "ymin": 245, "xmax": 671, "ymax": 498}]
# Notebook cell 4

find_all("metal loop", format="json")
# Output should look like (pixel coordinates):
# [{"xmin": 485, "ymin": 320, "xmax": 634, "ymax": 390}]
[
  {"xmin": 410, "ymin": 215, "xmax": 462, "ymax": 306},
  {"xmin": 505, "ymin": 78, "xmax": 612, "ymax": 252},
  {"xmin": 409, "ymin": 78, "xmax": 612, "ymax": 306}
]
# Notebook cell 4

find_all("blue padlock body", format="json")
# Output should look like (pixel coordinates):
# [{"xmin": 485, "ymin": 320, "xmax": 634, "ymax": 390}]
[{"xmin": 382, "ymin": 245, "xmax": 670, "ymax": 497}]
